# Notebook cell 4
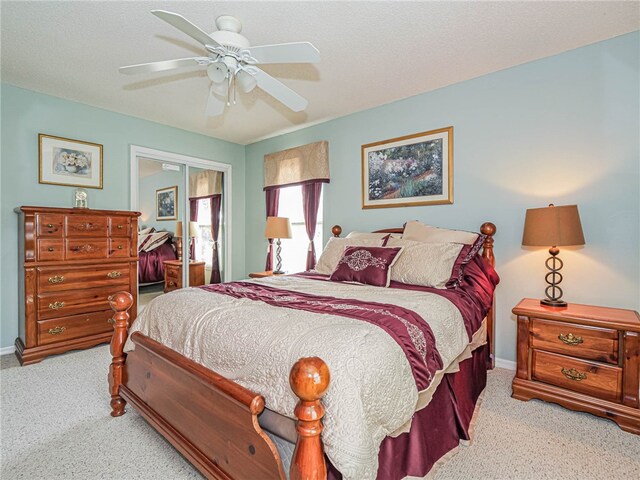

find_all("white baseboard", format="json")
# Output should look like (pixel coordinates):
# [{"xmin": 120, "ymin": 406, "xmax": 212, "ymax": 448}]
[
  {"xmin": 0, "ymin": 345, "xmax": 16, "ymax": 356},
  {"xmin": 495, "ymin": 357, "xmax": 516, "ymax": 370}
]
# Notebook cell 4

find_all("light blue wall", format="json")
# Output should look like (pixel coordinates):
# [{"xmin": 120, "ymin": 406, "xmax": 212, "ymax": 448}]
[
  {"xmin": 245, "ymin": 32, "xmax": 640, "ymax": 363},
  {"xmin": 139, "ymin": 169, "xmax": 184, "ymax": 233},
  {"xmin": 0, "ymin": 85, "xmax": 245, "ymax": 348}
]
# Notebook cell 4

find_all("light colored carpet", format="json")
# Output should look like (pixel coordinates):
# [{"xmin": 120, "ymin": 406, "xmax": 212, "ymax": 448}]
[{"xmin": 1, "ymin": 346, "xmax": 638, "ymax": 479}]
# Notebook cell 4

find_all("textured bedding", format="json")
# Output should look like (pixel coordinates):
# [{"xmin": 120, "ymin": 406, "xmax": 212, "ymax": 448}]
[{"xmin": 125, "ymin": 259, "xmax": 497, "ymax": 480}]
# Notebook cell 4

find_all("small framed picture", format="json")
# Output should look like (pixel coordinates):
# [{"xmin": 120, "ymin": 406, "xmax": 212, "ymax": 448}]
[
  {"xmin": 362, "ymin": 126, "xmax": 453, "ymax": 209},
  {"xmin": 39, "ymin": 134, "xmax": 103, "ymax": 189},
  {"xmin": 156, "ymin": 186, "xmax": 178, "ymax": 221}
]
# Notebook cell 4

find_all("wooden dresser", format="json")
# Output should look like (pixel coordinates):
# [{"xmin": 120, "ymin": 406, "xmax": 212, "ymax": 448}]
[
  {"xmin": 512, "ymin": 298, "xmax": 640, "ymax": 434},
  {"xmin": 163, "ymin": 259, "xmax": 205, "ymax": 292},
  {"xmin": 15, "ymin": 206, "xmax": 140, "ymax": 365}
]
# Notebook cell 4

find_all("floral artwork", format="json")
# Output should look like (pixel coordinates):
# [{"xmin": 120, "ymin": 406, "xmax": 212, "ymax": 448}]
[
  {"xmin": 361, "ymin": 127, "xmax": 453, "ymax": 209},
  {"xmin": 156, "ymin": 186, "xmax": 178, "ymax": 221},
  {"xmin": 39, "ymin": 134, "xmax": 103, "ymax": 188}
]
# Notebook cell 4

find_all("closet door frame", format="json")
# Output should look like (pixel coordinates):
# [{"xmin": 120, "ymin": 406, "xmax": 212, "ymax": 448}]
[{"xmin": 130, "ymin": 145, "xmax": 233, "ymax": 290}]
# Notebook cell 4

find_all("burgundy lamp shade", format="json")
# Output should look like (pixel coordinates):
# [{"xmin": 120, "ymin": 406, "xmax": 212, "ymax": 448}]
[{"xmin": 522, "ymin": 204, "xmax": 585, "ymax": 247}]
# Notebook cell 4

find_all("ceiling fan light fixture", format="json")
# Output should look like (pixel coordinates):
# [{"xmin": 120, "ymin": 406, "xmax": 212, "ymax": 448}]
[
  {"xmin": 207, "ymin": 62, "xmax": 228, "ymax": 83},
  {"xmin": 237, "ymin": 70, "xmax": 258, "ymax": 93}
]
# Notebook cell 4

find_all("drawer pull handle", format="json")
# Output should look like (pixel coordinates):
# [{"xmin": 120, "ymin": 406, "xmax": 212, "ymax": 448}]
[
  {"xmin": 47, "ymin": 223, "xmax": 54, "ymax": 228},
  {"xmin": 107, "ymin": 317, "xmax": 115, "ymax": 325},
  {"xmin": 169, "ymin": 281, "xmax": 175, "ymax": 287},
  {"xmin": 558, "ymin": 333, "xmax": 583, "ymax": 346},
  {"xmin": 48, "ymin": 275, "xmax": 65, "ymax": 284},
  {"xmin": 47, "ymin": 247, "xmax": 55, "ymax": 252},
  {"xmin": 117, "ymin": 245, "xmax": 123, "ymax": 250},
  {"xmin": 561, "ymin": 367, "xmax": 587, "ymax": 382},
  {"xmin": 48, "ymin": 326, "xmax": 66, "ymax": 335},
  {"xmin": 107, "ymin": 271, "xmax": 122, "ymax": 278},
  {"xmin": 117, "ymin": 225, "xmax": 123, "ymax": 229},
  {"xmin": 48, "ymin": 301, "xmax": 65, "ymax": 310}
]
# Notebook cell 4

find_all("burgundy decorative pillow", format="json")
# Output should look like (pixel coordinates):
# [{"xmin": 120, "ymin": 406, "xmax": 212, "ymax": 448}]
[
  {"xmin": 330, "ymin": 246, "xmax": 403, "ymax": 287},
  {"xmin": 446, "ymin": 234, "xmax": 487, "ymax": 288}
]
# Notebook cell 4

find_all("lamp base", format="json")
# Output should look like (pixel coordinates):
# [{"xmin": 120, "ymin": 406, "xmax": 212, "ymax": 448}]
[
  {"xmin": 540, "ymin": 298, "xmax": 568, "ymax": 308},
  {"xmin": 272, "ymin": 270, "xmax": 285, "ymax": 275}
]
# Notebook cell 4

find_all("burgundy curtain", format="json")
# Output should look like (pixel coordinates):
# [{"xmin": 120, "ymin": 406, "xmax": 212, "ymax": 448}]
[
  {"xmin": 302, "ymin": 182, "xmax": 323, "ymax": 270},
  {"xmin": 210, "ymin": 195, "xmax": 222, "ymax": 284},
  {"xmin": 265, "ymin": 188, "xmax": 280, "ymax": 271},
  {"xmin": 189, "ymin": 198, "xmax": 199, "ymax": 260}
]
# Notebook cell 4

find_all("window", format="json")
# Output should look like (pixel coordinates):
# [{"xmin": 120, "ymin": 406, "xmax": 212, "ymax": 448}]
[{"xmin": 277, "ymin": 185, "xmax": 323, "ymax": 273}]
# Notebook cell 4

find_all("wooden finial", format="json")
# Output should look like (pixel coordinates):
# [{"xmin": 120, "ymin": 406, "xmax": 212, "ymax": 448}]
[
  {"xmin": 108, "ymin": 291, "xmax": 133, "ymax": 417},
  {"xmin": 331, "ymin": 225, "xmax": 342, "ymax": 238},
  {"xmin": 289, "ymin": 357, "xmax": 330, "ymax": 480}
]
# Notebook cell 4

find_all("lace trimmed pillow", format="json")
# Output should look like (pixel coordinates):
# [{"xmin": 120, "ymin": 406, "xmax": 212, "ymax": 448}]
[
  {"xmin": 329, "ymin": 246, "xmax": 404, "ymax": 287},
  {"xmin": 314, "ymin": 237, "xmax": 384, "ymax": 275},
  {"xmin": 386, "ymin": 238, "xmax": 465, "ymax": 289},
  {"xmin": 402, "ymin": 220, "xmax": 478, "ymax": 245}
]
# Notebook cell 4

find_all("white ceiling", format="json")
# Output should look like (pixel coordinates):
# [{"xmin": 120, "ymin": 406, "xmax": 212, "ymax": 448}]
[{"xmin": 2, "ymin": 1, "xmax": 638, "ymax": 145}]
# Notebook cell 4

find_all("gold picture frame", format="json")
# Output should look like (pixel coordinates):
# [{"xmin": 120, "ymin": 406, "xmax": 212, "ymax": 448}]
[
  {"xmin": 156, "ymin": 186, "xmax": 178, "ymax": 221},
  {"xmin": 361, "ymin": 126, "xmax": 453, "ymax": 209},
  {"xmin": 39, "ymin": 134, "xmax": 103, "ymax": 189}
]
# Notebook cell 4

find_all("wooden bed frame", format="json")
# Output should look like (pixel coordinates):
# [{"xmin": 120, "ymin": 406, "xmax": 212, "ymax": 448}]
[{"xmin": 108, "ymin": 222, "xmax": 496, "ymax": 480}]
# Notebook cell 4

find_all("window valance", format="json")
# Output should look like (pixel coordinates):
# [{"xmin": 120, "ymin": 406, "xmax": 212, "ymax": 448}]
[
  {"xmin": 263, "ymin": 140, "xmax": 329, "ymax": 191},
  {"xmin": 189, "ymin": 170, "xmax": 223, "ymax": 198}
]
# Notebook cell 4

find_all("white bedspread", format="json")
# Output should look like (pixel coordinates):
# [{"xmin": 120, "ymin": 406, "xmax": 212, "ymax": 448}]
[{"xmin": 125, "ymin": 275, "xmax": 469, "ymax": 479}]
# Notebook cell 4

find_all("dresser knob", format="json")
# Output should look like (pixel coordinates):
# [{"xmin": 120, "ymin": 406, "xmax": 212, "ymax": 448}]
[
  {"xmin": 48, "ymin": 301, "xmax": 65, "ymax": 310},
  {"xmin": 48, "ymin": 247, "xmax": 55, "ymax": 252},
  {"xmin": 561, "ymin": 367, "xmax": 587, "ymax": 381},
  {"xmin": 48, "ymin": 326, "xmax": 66, "ymax": 335},
  {"xmin": 117, "ymin": 245, "xmax": 123, "ymax": 250},
  {"xmin": 558, "ymin": 333, "xmax": 583, "ymax": 346},
  {"xmin": 107, "ymin": 271, "xmax": 122, "ymax": 278},
  {"xmin": 48, "ymin": 275, "xmax": 64, "ymax": 284},
  {"xmin": 47, "ymin": 223, "xmax": 54, "ymax": 228},
  {"xmin": 117, "ymin": 225, "xmax": 123, "ymax": 229}
]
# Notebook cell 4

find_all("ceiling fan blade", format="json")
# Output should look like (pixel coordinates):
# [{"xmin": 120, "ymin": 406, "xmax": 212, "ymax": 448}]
[
  {"xmin": 119, "ymin": 57, "xmax": 210, "ymax": 75},
  {"xmin": 250, "ymin": 67, "xmax": 308, "ymax": 112},
  {"xmin": 206, "ymin": 88, "xmax": 226, "ymax": 117},
  {"xmin": 244, "ymin": 42, "xmax": 320, "ymax": 64},
  {"xmin": 151, "ymin": 10, "xmax": 220, "ymax": 47}
]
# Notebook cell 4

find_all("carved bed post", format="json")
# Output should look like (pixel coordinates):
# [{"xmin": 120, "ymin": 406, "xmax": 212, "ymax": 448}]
[
  {"xmin": 331, "ymin": 225, "xmax": 342, "ymax": 238},
  {"xmin": 480, "ymin": 222, "xmax": 497, "ymax": 369},
  {"xmin": 289, "ymin": 357, "xmax": 331, "ymax": 480},
  {"xmin": 108, "ymin": 291, "xmax": 133, "ymax": 417}
]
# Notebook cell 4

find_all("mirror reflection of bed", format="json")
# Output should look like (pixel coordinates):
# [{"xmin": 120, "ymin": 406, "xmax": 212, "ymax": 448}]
[{"xmin": 136, "ymin": 158, "xmax": 224, "ymax": 312}]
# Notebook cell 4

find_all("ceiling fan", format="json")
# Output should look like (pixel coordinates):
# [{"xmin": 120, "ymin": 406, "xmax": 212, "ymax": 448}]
[{"xmin": 120, "ymin": 10, "xmax": 320, "ymax": 116}]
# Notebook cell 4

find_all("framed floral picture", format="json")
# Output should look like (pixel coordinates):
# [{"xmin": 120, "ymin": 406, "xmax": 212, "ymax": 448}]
[
  {"xmin": 156, "ymin": 186, "xmax": 178, "ymax": 221},
  {"xmin": 361, "ymin": 126, "xmax": 453, "ymax": 209},
  {"xmin": 39, "ymin": 134, "xmax": 103, "ymax": 189}
]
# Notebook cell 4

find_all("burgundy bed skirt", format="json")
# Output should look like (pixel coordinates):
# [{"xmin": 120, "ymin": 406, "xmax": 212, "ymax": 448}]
[
  {"xmin": 138, "ymin": 243, "xmax": 177, "ymax": 284},
  {"xmin": 328, "ymin": 343, "xmax": 488, "ymax": 480}
]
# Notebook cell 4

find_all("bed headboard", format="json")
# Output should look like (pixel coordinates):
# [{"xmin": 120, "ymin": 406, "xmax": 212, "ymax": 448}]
[{"xmin": 330, "ymin": 223, "xmax": 497, "ymax": 370}]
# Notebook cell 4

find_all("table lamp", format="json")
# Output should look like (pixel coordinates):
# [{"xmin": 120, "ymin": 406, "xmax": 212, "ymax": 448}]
[
  {"xmin": 265, "ymin": 216, "xmax": 292, "ymax": 274},
  {"xmin": 522, "ymin": 204, "xmax": 585, "ymax": 307},
  {"xmin": 175, "ymin": 221, "xmax": 199, "ymax": 260}
]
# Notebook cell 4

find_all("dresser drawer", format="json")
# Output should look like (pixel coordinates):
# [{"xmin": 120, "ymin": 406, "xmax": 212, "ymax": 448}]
[
  {"xmin": 37, "ymin": 310, "xmax": 113, "ymax": 345},
  {"xmin": 65, "ymin": 238, "xmax": 109, "ymax": 260},
  {"xmin": 65, "ymin": 215, "xmax": 109, "ymax": 237},
  {"xmin": 37, "ymin": 264, "xmax": 130, "ymax": 292},
  {"xmin": 165, "ymin": 264, "xmax": 180, "ymax": 279},
  {"xmin": 165, "ymin": 278, "xmax": 182, "ymax": 292},
  {"xmin": 532, "ymin": 350, "xmax": 622, "ymax": 403},
  {"xmin": 37, "ymin": 239, "xmax": 64, "ymax": 261},
  {"xmin": 37, "ymin": 214, "xmax": 64, "ymax": 237},
  {"xmin": 37, "ymin": 286, "xmax": 123, "ymax": 320},
  {"xmin": 109, "ymin": 238, "xmax": 131, "ymax": 257},
  {"xmin": 109, "ymin": 217, "xmax": 131, "ymax": 237},
  {"xmin": 531, "ymin": 318, "xmax": 618, "ymax": 364}
]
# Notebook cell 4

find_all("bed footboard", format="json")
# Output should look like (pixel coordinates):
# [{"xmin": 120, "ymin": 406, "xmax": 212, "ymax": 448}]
[{"xmin": 108, "ymin": 292, "xmax": 330, "ymax": 480}]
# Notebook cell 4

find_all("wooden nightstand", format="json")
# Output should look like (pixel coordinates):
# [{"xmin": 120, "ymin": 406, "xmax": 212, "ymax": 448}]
[
  {"xmin": 512, "ymin": 298, "xmax": 640, "ymax": 434},
  {"xmin": 164, "ymin": 260, "xmax": 206, "ymax": 292},
  {"xmin": 248, "ymin": 271, "xmax": 274, "ymax": 279}
]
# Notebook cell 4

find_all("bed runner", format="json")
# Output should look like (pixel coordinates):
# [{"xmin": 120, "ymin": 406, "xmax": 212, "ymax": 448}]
[{"xmin": 200, "ymin": 281, "xmax": 442, "ymax": 390}]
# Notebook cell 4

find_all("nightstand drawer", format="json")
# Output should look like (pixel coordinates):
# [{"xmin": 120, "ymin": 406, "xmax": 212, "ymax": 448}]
[
  {"xmin": 531, "ymin": 318, "xmax": 618, "ymax": 364},
  {"xmin": 532, "ymin": 350, "xmax": 622, "ymax": 403}
]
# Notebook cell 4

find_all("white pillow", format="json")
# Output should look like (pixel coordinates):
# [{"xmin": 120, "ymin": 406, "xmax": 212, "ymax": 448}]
[
  {"xmin": 387, "ymin": 238, "xmax": 464, "ymax": 288},
  {"xmin": 345, "ymin": 231, "xmax": 403, "ymax": 240},
  {"xmin": 140, "ymin": 231, "xmax": 171, "ymax": 252},
  {"xmin": 403, "ymin": 220, "xmax": 478, "ymax": 245},
  {"xmin": 139, "ymin": 227, "xmax": 155, "ymax": 235},
  {"xmin": 314, "ymin": 237, "xmax": 384, "ymax": 275}
]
